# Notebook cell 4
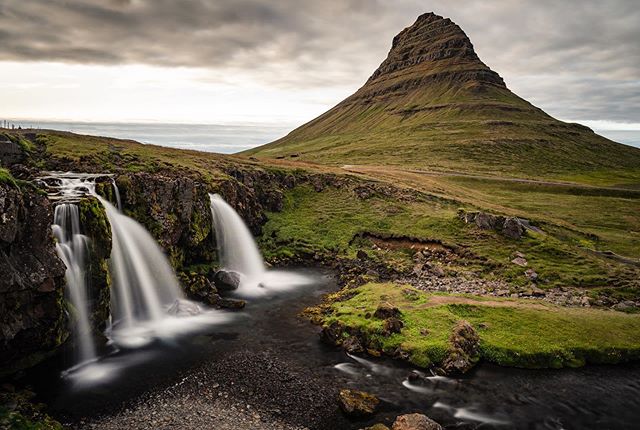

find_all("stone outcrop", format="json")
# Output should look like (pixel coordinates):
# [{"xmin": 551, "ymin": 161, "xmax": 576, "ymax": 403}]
[
  {"xmin": 392, "ymin": 413, "xmax": 443, "ymax": 430},
  {"xmin": 337, "ymin": 389, "xmax": 379, "ymax": 418},
  {"xmin": 441, "ymin": 320, "xmax": 480, "ymax": 374},
  {"xmin": 458, "ymin": 209, "xmax": 539, "ymax": 239},
  {"xmin": 0, "ymin": 182, "xmax": 67, "ymax": 375}
]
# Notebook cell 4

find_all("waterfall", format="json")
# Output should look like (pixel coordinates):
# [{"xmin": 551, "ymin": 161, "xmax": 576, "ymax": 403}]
[
  {"xmin": 52, "ymin": 203, "xmax": 97, "ymax": 365},
  {"xmin": 97, "ymin": 196, "xmax": 187, "ymax": 345},
  {"xmin": 112, "ymin": 179, "xmax": 122, "ymax": 211},
  {"xmin": 209, "ymin": 193, "xmax": 265, "ymax": 278},
  {"xmin": 209, "ymin": 193, "xmax": 312, "ymax": 296}
]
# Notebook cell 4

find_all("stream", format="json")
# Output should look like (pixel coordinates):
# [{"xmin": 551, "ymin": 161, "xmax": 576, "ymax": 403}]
[{"xmin": 23, "ymin": 268, "xmax": 640, "ymax": 429}]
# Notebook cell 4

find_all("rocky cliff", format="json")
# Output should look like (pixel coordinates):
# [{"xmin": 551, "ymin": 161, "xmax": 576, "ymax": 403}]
[{"xmin": 0, "ymin": 180, "xmax": 67, "ymax": 375}]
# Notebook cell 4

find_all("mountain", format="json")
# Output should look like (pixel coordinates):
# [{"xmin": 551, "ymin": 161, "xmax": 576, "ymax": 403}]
[{"xmin": 244, "ymin": 13, "xmax": 640, "ymax": 181}]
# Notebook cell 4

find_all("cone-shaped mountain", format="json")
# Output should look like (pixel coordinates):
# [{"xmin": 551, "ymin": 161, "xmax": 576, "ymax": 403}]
[{"xmin": 245, "ymin": 12, "xmax": 640, "ymax": 178}]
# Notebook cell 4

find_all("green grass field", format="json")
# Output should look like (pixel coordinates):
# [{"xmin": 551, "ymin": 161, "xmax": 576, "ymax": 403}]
[{"xmin": 321, "ymin": 283, "xmax": 640, "ymax": 369}]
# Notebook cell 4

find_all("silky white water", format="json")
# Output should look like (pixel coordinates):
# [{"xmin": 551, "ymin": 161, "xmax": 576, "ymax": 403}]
[
  {"xmin": 42, "ymin": 172, "xmax": 232, "ymax": 384},
  {"xmin": 209, "ymin": 193, "xmax": 265, "ymax": 277},
  {"xmin": 209, "ymin": 193, "xmax": 313, "ymax": 296},
  {"xmin": 52, "ymin": 203, "xmax": 97, "ymax": 365}
]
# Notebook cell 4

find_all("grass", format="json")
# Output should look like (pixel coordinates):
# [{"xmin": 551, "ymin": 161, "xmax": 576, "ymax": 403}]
[
  {"xmin": 261, "ymin": 185, "xmax": 638, "ymax": 290},
  {"xmin": 0, "ymin": 167, "xmax": 17, "ymax": 186},
  {"xmin": 322, "ymin": 283, "xmax": 640, "ymax": 369}
]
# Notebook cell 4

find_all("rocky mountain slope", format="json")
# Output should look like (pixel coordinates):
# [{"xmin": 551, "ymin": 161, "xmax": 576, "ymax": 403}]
[{"xmin": 245, "ymin": 13, "xmax": 640, "ymax": 180}]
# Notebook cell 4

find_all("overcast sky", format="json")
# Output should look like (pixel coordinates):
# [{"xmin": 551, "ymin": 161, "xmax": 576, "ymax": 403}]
[{"xmin": 0, "ymin": 0, "xmax": 638, "ymax": 129}]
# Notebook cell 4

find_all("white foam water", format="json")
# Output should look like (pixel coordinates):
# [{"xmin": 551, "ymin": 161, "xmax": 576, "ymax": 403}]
[
  {"xmin": 209, "ymin": 193, "xmax": 313, "ymax": 297},
  {"xmin": 52, "ymin": 203, "xmax": 97, "ymax": 365}
]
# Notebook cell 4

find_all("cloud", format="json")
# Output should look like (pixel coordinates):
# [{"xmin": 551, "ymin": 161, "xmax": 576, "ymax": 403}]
[{"xmin": 0, "ymin": 0, "xmax": 638, "ymax": 123}]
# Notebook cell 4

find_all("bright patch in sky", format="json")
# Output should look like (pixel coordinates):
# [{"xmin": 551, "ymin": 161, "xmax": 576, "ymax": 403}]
[{"xmin": 0, "ymin": 61, "xmax": 351, "ymax": 125}]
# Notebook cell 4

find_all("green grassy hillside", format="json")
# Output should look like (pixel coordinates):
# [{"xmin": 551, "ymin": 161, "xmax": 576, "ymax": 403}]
[{"xmin": 244, "ymin": 13, "xmax": 640, "ymax": 185}]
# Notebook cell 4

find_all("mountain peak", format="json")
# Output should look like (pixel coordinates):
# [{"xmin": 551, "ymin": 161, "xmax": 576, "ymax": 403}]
[{"xmin": 365, "ymin": 12, "xmax": 505, "ymax": 88}]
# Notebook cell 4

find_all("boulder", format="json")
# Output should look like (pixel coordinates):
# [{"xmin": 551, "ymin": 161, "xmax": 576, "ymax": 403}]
[
  {"xmin": 392, "ymin": 413, "xmax": 443, "ymax": 430},
  {"xmin": 503, "ymin": 217, "xmax": 526, "ymax": 239},
  {"xmin": 374, "ymin": 303, "xmax": 401, "ymax": 319},
  {"xmin": 213, "ymin": 269, "xmax": 242, "ymax": 291},
  {"xmin": 441, "ymin": 320, "xmax": 479, "ymax": 374},
  {"xmin": 211, "ymin": 295, "xmax": 246, "ymax": 310},
  {"xmin": 382, "ymin": 317, "xmax": 404, "ymax": 335},
  {"xmin": 167, "ymin": 299, "xmax": 202, "ymax": 316},
  {"xmin": 337, "ymin": 389, "xmax": 379, "ymax": 417},
  {"xmin": 511, "ymin": 257, "xmax": 528, "ymax": 267}
]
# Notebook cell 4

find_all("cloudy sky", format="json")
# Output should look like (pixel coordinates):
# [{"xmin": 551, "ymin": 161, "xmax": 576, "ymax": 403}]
[{"xmin": 0, "ymin": 0, "xmax": 638, "ymax": 131}]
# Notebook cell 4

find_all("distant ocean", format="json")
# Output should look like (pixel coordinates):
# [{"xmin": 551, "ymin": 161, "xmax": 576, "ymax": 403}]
[
  {"xmin": 7, "ymin": 120, "xmax": 640, "ymax": 152},
  {"xmin": 14, "ymin": 120, "xmax": 296, "ymax": 154}
]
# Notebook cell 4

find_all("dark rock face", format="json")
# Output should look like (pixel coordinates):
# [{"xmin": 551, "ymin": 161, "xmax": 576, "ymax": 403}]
[
  {"xmin": 0, "ymin": 183, "xmax": 67, "ymax": 375},
  {"xmin": 392, "ymin": 413, "xmax": 443, "ymax": 430},
  {"xmin": 337, "ymin": 389, "xmax": 379, "ymax": 418},
  {"xmin": 114, "ymin": 172, "xmax": 214, "ymax": 269},
  {"xmin": 213, "ymin": 269, "xmax": 242, "ymax": 291},
  {"xmin": 441, "ymin": 320, "xmax": 480, "ymax": 374},
  {"xmin": 78, "ymin": 197, "xmax": 112, "ymax": 331},
  {"xmin": 0, "ymin": 138, "xmax": 25, "ymax": 166},
  {"xmin": 366, "ymin": 13, "xmax": 505, "ymax": 89}
]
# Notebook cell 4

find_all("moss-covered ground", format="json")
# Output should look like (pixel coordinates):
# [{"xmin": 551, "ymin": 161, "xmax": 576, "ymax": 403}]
[
  {"xmin": 260, "ymin": 185, "xmax": 639, "ymax": 292},
  {"xmin": 322, "ymin": 283, "xmax": 640, "ymax": 369}
]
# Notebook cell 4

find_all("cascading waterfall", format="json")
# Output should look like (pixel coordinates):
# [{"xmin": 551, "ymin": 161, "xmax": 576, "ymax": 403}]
[
  {"xmin": 97, "ymin": 196, "xmax": 188, "ymax": 344},
  {"xmin": 41, "ymin": 172, "xmax": 231, "ymax": 384},
  {"xmin": 209, "ymin": 193, "xmax": 265, "ymax": 278},
  {"xmin": 52, "ymin": 203, "xmax": 97, "ymax": 365},
  {"xmin": 111, "ymin": 179, "xmax": 122, "ymax": 211},
  {"xmin": 209, "ymin": 193, "xmax": 312, "ymax": 296}
]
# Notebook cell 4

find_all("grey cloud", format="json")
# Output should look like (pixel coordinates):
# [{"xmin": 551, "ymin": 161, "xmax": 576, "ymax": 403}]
[{"xmin": 0, "ymin": 0, "xmax": 638, "ymax": 123}]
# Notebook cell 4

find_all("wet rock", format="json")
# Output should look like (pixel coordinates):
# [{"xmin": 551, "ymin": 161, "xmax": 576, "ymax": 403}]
[
  {"xmin": 337, "ymin": 389, "xmax": 379, "ymax": 418},
  {"xmin": 392, "ymin": 413, "xmax": 443, "ymax": 430},
  {"xmin": 167, "ymin": 299, "xmax": 202, "ymax": 316},
  {"xmin": 321, "ymin": 321, "xmax": 344, "ymax": 344},
  {"xmin": 215, "ymin": 297, "xmax": 246, "ymax": 310},
  {"xmin": 213, "ymin": 270, "xmax": 242, "ymax": 291},
  {"xmin": 511, "ymin": 257, "xmax": 528, "ymax": 267},
  {"xmin": 382, "ymin": 317, "xmax": 404, "ymax": 335},
  {"xmin": 373, "ymin": 303, "xmax": 401, "ymax": 319},
  {"xmin": 441, "ymin": 320, "xmax": 479, "ymax": 375},
  {"xmin": 363, "ymin": 424, "xmax": 391, "ymax": 430},
  {"xmin": 343, "ymin": 336, "xmax": 364, "ymax": 354}
]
